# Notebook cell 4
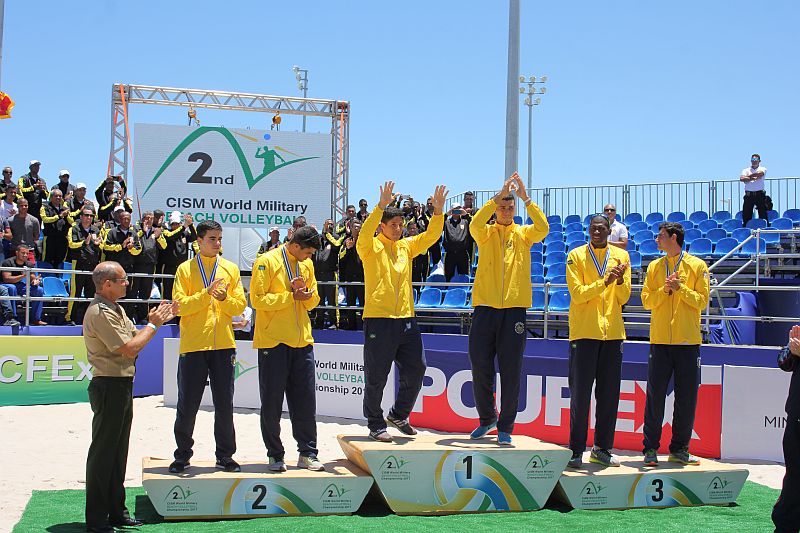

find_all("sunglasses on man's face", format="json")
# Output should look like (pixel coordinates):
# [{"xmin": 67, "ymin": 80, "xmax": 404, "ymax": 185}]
[
  {"xmin": 752, "ymin": 158, "xmax": 760, "ymax": 162},
  {"xmin": 604, "ymin": 208, "xmax": 616, "ymax": 212}
]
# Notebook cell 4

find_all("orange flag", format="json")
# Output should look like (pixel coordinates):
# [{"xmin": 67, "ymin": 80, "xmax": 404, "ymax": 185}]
[{"xmin": 0, "ymin": 91, "xmax": 15, "ymax": 119}]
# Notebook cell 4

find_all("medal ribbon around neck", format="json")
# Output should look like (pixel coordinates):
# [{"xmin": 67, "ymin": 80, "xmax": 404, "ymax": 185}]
[
  {"xmin": 282, "ymin": 245, "xmax": 301, "ymax": 288},
  {"xmin": 588, "ymin": 245, "xmax": 610, "ymax": 277},
  {"xmin": 196, "ymin": 253, "xmax": 219, "ymax": 288},
  {"xmin": 666, "ymin": 251, "xmax": 684, "ymax": 278}
]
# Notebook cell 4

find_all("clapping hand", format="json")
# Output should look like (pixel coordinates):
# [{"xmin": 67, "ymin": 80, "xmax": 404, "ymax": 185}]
[
  {"xmin": 290, "ymin": 276, "xmax": 306, "ymax": 291},
  {"xmin": 430, "ymin": 184, "xmax": 449, "ymax": 215},
  {"xmin": 494, "ymin": 174, "xmax": 516, "ymax": 202},
  {"xmin": 510, "ymin": 173, "xmax": 529, "ymax": 202},
  {"xmin": 379, "ymin": 181, "xmax": 399, "ymax": 210},
  {"xmin": 665, "ymin": 272, "xmax": 681, "ymax": 293},
  {"xmin": 148, "ymin": 301, "xmax": 178, "ymax": 327},
  {"xmin": 293, "ymin": 286, "xmax": 314, "ymax": 301},
  {"xmin": 789, "ymin": 325, "xmax": 800, "ymax": 356},
  {"xmin": 207, "ymin": 277, "xmax": 228, "ymax": 301}
]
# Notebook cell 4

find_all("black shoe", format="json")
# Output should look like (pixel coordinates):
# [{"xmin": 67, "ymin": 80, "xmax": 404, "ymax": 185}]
[
  {"xmin": 216, "ymin": 457, "xmax": 241, "ymax": 472},
  {"xmin": 168, "ymin": 459, "xmax": 189, "ymax": 473},
  {"xmin": 109, "ymin": 517, "xmax": 144, "ymax": 527},
  {"xmin": 86, "ymin": 526, "xmax": 119, "ymax": 533},
  {"xmin": 386, "ymin": 413, "xmax": 418, "ymax": 436}
]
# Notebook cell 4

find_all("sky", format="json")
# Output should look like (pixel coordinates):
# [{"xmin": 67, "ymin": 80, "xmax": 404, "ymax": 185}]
[{"xmin": 1, "ymin": 0, "xmax": 799, "ymax": 217}]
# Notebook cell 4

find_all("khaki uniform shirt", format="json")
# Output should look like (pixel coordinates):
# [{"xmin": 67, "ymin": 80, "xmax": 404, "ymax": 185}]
[{"xmin": 84, "ymin": 295, "xmax": 138, "ymax": 377}]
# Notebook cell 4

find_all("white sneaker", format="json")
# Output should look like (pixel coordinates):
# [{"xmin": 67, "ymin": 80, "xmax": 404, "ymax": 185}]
[
  {"xmin": 268, "ymin": 458, "xmax": 287, "ymax": 472},
  {"xmin": 298, "ymin": 454, "xmax": 324, "ymax": 471}
]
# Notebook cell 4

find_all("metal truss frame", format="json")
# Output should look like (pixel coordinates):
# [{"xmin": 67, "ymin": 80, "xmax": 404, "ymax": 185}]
[{"xmin": 109, "ymin": 83, "xmax": 350, "ymax": 219}]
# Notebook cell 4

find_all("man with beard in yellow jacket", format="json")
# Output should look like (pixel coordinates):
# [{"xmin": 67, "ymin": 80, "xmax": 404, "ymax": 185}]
[
  {"xmin": 169, "ymin": 220, "xmax": 247, "ymax": 474},
  {"xmin": 566, "ymin": 213, "xmax": 631, "ymax": 469},
  {"xmin": 251, "ymin": 226, "xmax": 325, "ymax": 472},
  {"xmin": 468, "ymin": 172, "xmax": 549, "ymax": 446},
  {"xmin": 357, "ymin": 180, "xmax": 447, "ymax": 442}
]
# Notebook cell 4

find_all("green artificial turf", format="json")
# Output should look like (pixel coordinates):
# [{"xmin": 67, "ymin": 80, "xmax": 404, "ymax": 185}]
[{"xmin": 13, "ymin": 481, "xmax": 778, "ymax": 533}]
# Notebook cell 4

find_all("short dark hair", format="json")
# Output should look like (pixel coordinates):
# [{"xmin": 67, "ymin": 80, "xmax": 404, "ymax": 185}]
[
  {"xmin": 196, "ymin": 219, "xmax": 223, "ymax": 237},
  {"xmin": 346, "ymin": 204, "xmax": 355, "ymax": 211},
  {"xmin": 659, "ymin": 221, "xmax": 685, "ymax": 246},
  {"xmin": 153, "ymin": 209, "xmax": 165, "ymax": 220},
  {"xmin": 292, "ymin": 216, "xmax": 307, "ymax": 228},
  {"xmin": 751, "ymin": 153, "xmax": 761, "ymax": 161},
  {"xmin": 500, "ymin": 194, "xmax": 514, "ymax": 201},
  {"xmin": 590, "ymin": 214, "xmax": 611, "ymax": 229},
  {"xmin": 15, "ymin": 242, "xmax": 31, "ymax": 251},
  {"xmin": 290, "ymin": 226, "xmax": 321, "ymax": 250},
  {"xmin": 381, "ymin": 206, "xmax": 404, "ymax": 223},
  {"xmin": 464, "ymin": 191, "xmax": 474, "ymax": 197}
]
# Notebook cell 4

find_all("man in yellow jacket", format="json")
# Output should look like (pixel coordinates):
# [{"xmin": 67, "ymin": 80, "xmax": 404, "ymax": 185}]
[
  {"xmin": 251, "ymin": 226, "xmax": 324, "ymax": 472},
  {"xmin": 169, "ymin": 220, "xmax": 247, "ymax": 474},
  {"xmin": 566, "ymin": 213, "xmax": 631, "ymax": 468},
  {"xmin": 357, "ymin": 180, "xmax": 447, "ymax": 442},
  {"xmin": 640, "ymin": 221, "xmax": 710, "ymax": 467},
  {"xmin": 468, "ymin": 172, "xmax": 549, "ymax": 445}
]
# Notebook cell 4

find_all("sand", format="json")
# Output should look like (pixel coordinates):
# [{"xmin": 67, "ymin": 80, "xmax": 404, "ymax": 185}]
[{"xmin": 0, "ymin": 395, "xmax": 788, "ymax": 532}]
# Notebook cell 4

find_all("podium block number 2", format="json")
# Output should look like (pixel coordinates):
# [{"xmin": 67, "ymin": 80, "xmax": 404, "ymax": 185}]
[{"xmin": 251, "ymin": 484, "xmax": 268, "ymax": 510}]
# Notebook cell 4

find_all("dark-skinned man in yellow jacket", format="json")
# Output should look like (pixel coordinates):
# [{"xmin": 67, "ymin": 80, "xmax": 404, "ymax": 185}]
[
  {"xmin": 168, "ymin": 219, "xmax": 247, "ymax": 474},
  {"xmin": 251, "ymin": 226, "xmax": 325, "ymax": 473},
  {"xmin": 357, "ymin": 180, "xmax": 447, "ymax": 442},
  {"xmin": 640, "ymin": 221, "xmax": 709, "ymax": 467},
  {"xmin": 468, "ymin": 172, "xmax": 549, "ymax": 446},
  {"xmin": 566, "ymin": 213, "xmax": 631, "ymax": 469}
]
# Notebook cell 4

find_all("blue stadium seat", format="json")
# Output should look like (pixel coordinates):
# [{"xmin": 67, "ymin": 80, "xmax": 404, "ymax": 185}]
[
  {"xmin": 530, "ymin": 251, "xmax": 543, "ymax": 264},
  {"xmin": 639, "ymin": 239, "xmax": 660, "ymax": 258},
  {"xmin": 36, "ymin": 261, "xmax": 56, "ymax": 278},
  {"xmin": 546, "ymin": 241, "xmax": 567, "ymax": 254},
  {"xmin": 549, "ymin": 275, "xmax": 567, "ymax": 285},
  {"xmin": 623, "ymin": 212, "xmax": 643, "ymax": 225},
  {"xmin": 762, "ymin": 231, "xmax": 781, "ymax": 245},
  {"xmin": 783, "ymin": 209, "xmax": 800, "ymax": 224},
  {"xmin": 441, "ymin": 288, "xmax": 468, "ymax": 308},
  {"xmin": 418, "ymin": 288, "xmax": 443, "ymax": 307},
  {"xmin": 705, "ymin": 228, "xmax": 728, "ymax": 244},
  {"xmin": 526, "ymin": 217, "xmax": 533, "ymax": 225},
  {"xmin": 566, "ymin": 231, "xmax": 585, "ymax": 243},
  {"xmin": 768, "ymin": 209, "xmax": 780, "ymax": 221},
  {"xmin": 735, "ymin": 211, "xmax": 743, "ymax": 221},
  {"xmin": 531, "ymin": 290, "xmax": 545, "ymax": 311},
  {"xmin": 698, "ymin": 219, "xmax": 719, "ymax": 234},
  {"xmin": 712, "ymin": 210, "xmax": 732, "ymax": 223},
  {"xmin": 583, "ymin": 214, "xmax": 593, "ymax": 227},
  {"xmin": 772, "ymin": 217, "xmax": 794, "ymax": 230},
  {"xmin": 629, "ymin": 221, "xmax": 648, "ymax": 234},
  {"xmin": 549, "ymin": 223, "xmax": 564, "ymax": 233},
  {"xmin": 712, "ymin": 237, "xmax": 739, "ymax": 258},
  {"xmin": 645, "ymin": 212, "xmax": 664, "ymax": 225},
  {"xmin": 548, "ymin": 290, "xmax": 571, "ymax": 312},
  {"xmin": 531, "ymin": 275, "xmax": 545, "ymax": 285},
  {"xmin": 413, "ymin": 288, "xmax": 418, "ymax": 304},
  {"xmin": 565, "ymin": 222, "xmax": 583, "ymax": 233},
  {"xmin": 683, "ymin": 228, "xmax": 702, "ymax": 245},
  {"xmin": 649, "ymin": 221, "xmax": 664, "ymax": 233},
  {"xmin": 544, "ymin": 252, "xmax": 567, "ymax": 267},
  {"xmin": 60, "ymin": 261, "xmax": 72, "ymax": 282},
  {"xmin": 731, "ymin": 228, "xmax": 751, "ymax": 243},
  {"xmin": 547, "ymin": 215, "xmax": 562, "ymax": 225},
  {"xmin": 513, "ymin": 216, "xmax": 523, "ymax": 225},
  {"xmin": 634, "ymin": 230, "xmax": 655, "ymax": 242},
  {"xmin": 689, "ymin": 210, "xmax": 709, "ymax": 224},
  {"xmin": 545, "ymin": 262, "xmax": 567, "ymax": 281},
  {"xmin": 425, "ymin": 273, "xmax": 446, "ymax": 288},
  {"xmin": 677, "ymin": 220, "xmax": 694, "ymax": 230},
  {"xmin": 531, "ymin": 262, "xmax": 544, "ymax": 276},
  {"xmin": 626, "ymin": 239, "xmax": 637, "ymax": 252},
  {"xmin": 746, "ymin": 218, "xmax": 768, "ymax": 230},
  {"xmin": 43, "ymin": 276, "xmax": 69, "ymax": 298},
  {"xmin": 667, "ymin": 211, "xmax": 686, "ymax": 223},
  {"xmin": 628, "ymin": 251, "xmax": 642, "ymax": 269},
  {"xmin": 449, "ymin": 273, "xmax": 470, "ymax": 289},
  {"xmin": 531, "ymin": 242, "xmax": 544, "ymax": 253},
  {"xmin": 567, "ymin": 241, "xmax": 584, "ymax": 253},
  {"xmin": 740, "ymin": 238, "xmax": 767, "ymax": 256},
  {"xmin": 689, "ymin": 238, "xmax": 712, "ymax": 256},
  {"xmin": 722, "ymin": 219, "xmax": 742, "ymax": 233},
  {"xmin": 564, "ymin": 214, "xmax": 581, "ymax": 226},
  {"xmin": 544, "ymin": 232, "xmax": 565, "ymax": 244}
]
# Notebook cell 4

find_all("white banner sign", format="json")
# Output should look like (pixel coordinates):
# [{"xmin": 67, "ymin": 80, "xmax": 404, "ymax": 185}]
[
  {"xmin": 721, "ymin": 364, "xmax": 791, "ymax": 462},
  {"xmin": 163, "ymin": 339, "xmax": 394, "ymax": 421},
  {"xmin": 134, "ymin": 123, "xmax": 332, "ymax": 269}
]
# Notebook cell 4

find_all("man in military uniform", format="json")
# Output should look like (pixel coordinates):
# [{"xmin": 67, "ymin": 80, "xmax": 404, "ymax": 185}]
[
  {"xmin": 40, "ymin": 188, "xmax": 73, "ymax": 266},
  {"xmin": 17, "ymin": 160, "xmax": 49, "ymax": 222},
  {"xmin": 66, "ymin": 207, "xmax": 102, "ymax": 325}
]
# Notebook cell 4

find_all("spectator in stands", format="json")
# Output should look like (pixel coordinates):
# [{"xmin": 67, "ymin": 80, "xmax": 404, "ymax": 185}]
[
  {"xmin": 442, "ymin": 203, "xmax": 473, "ymax": 281},
  {"xmin": 232, "ymin": 289, "xmax": 253, "ymax": 340},
  {"xmin": 55, "ymin": 170, "xmax": 76, "ymax": 199},
  {"xmin": 67, "ymin": 183, "xmax": 92, "ymax": 218},
  {"xmin": 18, "ymin": 160, "xmax": 49, "ymax": 222},
  {"xmin": 407, "ymin": 222, "xmax": 430, "ymax": 284},
  {"xmin": 338, "ymin": 218, "xmax": 365, "ymax": 330},
  {"xmin": 2, "ymin": 243, "xmax": 46, "ymax": 325},
  {"xmin": 0, "ymin": 184, "xmax": 17, "ymax": 220},
  {"xmin": 468, "ymin": 173, "xmax": 548, "ymax": 446},
  {"xmin": 160, "ymin": 212, "xmax": 196, "ymax": 301},
  {"xmin": 257, "ymin": 226, "xmax": 282, "ymax": 256},
  {"xmin": 565, "ymin": 213, "xmax": 630, "ymax": 468},
  {"xmin": 102, "ymin": 211, "xmax": 141, "ymax": 316},
  {"xmin": 604, "ymin": 204, "xmax": 628, "ymax": 249},
  {"xmin": 96, "ymin": 175, "xmax": 132, "ymax": 222},
  {"xmin": 41, "ymin": 189, "xmax": 73, "ymax": 267},
  {"xmin": 772, "ymin": 325, "xmax": 800, "ymax": 533},
  {"xmin": 336, "ymin": 205, "xmax": 356, "ymax": 237},
  {"xmin": 313, "ymin": 219, "xmax": 343, "ymax": 329},
  {"xmin": 66, "ymin": 207, "xmax": 102, "ymax": 325},
  {"xmin": 356, "ymin": 199, "xmax": 369, "ymax": 222},
  {"xmin": 0, "ymin": 167, "xmax": 14, "ymax": 195},
  {"xmin": 740, "ymin": 153, "xmax": 769, "ymax": 227},
  {"xmin": 0, "ymin": 285, "xmax": 20, "ymax": 326},
  {"xmin": 418, "ymin": 196, "xmax": 442, "ymax": 267},
  {"xmin": 3, "ymin": 198, "xmax": 40, "ymax": 260},
  {"xmin": 462, "ymin": 191, "xmax": 476, "ymax": 218},
  {"xmin": 640, "ymin": 222, "xmax": 709, "ymax": 467},
  {"xmin": 131, "ymin": 211, "xmax": 166, "ymax": 324},
  {"xmin": 284, "ymin": 216, "xmax": 307, "ymax": 243}
]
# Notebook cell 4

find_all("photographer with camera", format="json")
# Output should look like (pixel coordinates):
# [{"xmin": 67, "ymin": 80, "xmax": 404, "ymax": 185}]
[
  {"xmin": 96, "ymin": 175, "xmax": 132, "ymax": 222},
  {"xmin": 443, "ymin": 203, "xmax": 473, "ymax": 281}
]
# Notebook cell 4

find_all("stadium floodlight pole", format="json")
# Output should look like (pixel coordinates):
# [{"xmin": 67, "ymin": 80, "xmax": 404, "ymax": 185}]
[
  {"xmin": 504, "ymin": 0, "xmax": 521, "ymax": 181},
  {"xmin": 292, "ymin": 65, "xmax": 309, "ymax": 132},
  {"xmin": 519, "ymin": 75, "xmax": 547, "ymax": 190}
]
